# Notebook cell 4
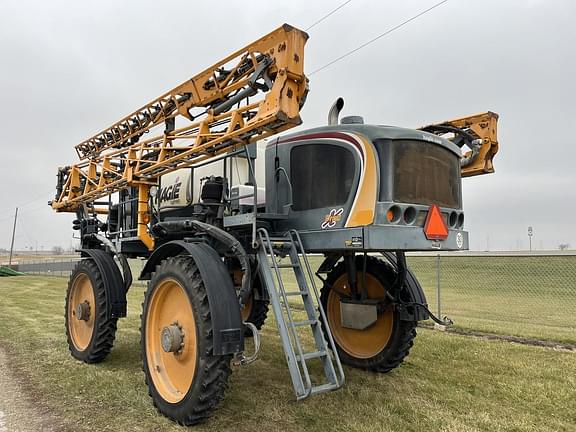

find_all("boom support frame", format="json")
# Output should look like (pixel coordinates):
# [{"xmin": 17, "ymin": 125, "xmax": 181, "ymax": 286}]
[{"xmin": 52, "ymin": 24, "xmax": 308, "ymax": 212}]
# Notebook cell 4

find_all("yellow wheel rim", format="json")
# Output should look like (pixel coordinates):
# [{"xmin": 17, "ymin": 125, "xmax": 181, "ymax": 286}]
[
  {"xmin": 240, "ymin": 294, "xmax": 253, "ymax": 322},
  {"xmin": 68, "ymin": 273, "xmax": 96, "ymax": 351},
  {"xmin": 234, "ymin": 269, "xmax": 253, "ymax": 322},
  {"xmin": 146, "ymin": 278, "xmax": 197, "ymax": 404},
  {"xmin": 327, "ymin": 273, "xmax": 394, "ymax": 359}
]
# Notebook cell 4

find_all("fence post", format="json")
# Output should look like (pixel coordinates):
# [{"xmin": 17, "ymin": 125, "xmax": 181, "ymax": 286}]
[{"xmin": 436, "ymin": 253, "xmax": 441, "ymax": 319}]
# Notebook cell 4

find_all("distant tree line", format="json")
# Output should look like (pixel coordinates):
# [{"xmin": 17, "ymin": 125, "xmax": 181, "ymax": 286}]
[{"xmin": 52, "ymin": 246, "xmax": 65, "ymax": 255}]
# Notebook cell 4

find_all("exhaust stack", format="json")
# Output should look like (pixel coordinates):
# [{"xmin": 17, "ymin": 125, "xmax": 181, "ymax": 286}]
[{"xmin": 328, "ymin": 97, "xmax": 344, "ymax": 125}]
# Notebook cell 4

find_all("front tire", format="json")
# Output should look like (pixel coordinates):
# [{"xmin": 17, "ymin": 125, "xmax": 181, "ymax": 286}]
[
  {"xmin": 65, "ymin": 259, "xmax": 118, "ymax": 363},
  {"xmin": 141, "ymin": 256, "xmax": 232, "ymax": 426},
  {"xmin": 320, "ymin": 256, "xmax": 417, "ymax": 373}
]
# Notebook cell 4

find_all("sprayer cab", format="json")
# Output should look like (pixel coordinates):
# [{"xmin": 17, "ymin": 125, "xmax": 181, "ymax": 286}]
[{"xmin": 263, "ymin": 99, "xmax": 498, "ymax": 253}]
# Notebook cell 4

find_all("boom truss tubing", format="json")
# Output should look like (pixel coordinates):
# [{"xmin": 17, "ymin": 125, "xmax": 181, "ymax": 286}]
[{"xmin": 52, "ymin": 24, "xmax": 308, "ymax": 213}]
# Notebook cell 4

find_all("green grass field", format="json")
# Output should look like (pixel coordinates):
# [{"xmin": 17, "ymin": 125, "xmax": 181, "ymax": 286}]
[{"xmin": 0, "ymin": 275, "xmax": 575, "ymax": 432}]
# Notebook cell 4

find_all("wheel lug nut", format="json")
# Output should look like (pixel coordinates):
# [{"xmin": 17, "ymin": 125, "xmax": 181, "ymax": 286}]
[
  {"xmin": 161, "ymin": 325, "xmax": 184, "ymax": 353},
  {"xmin": 75, "ymin": 301, "xmax": 90, "ymax": 321}
]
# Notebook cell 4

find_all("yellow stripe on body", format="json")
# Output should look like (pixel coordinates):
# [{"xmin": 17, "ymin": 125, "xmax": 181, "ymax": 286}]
[{"xmin": 345, "ymin": 133, "xmax": 378, "ymax": 227}]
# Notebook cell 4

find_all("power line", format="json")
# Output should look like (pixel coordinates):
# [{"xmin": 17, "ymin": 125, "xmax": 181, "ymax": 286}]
[
  {"xmin": 0, "ymin": 190, "xmax": 53, "ymax": 218},
  {"xmin": 0, "ymin": 203, "xmax": 50, "ymax": 223},
  {"xmin": 308, "ymin": 0, "xmax": 449, "ymax": 76},
  {"xmin": 305, "ymin": 0, "xmax": 353, "ymax": 31}
]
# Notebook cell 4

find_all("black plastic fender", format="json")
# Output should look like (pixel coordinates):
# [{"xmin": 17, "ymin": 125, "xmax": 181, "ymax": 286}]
[
  {"xmin": 318, "ymin": 252, "xmax": 429, "ymax": 322},
  {"xmin": 140, "ymin": 241, "xmax": 244, "ymax": 356},
  {"xmin": 79, "ymin": 249, "xmax": 127, "ymax": 319}
]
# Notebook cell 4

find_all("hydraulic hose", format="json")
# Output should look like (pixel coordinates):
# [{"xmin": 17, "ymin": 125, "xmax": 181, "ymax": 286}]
[{"xmin": 153, "ymin": 219, "xmax": 252, "ymax": 307}]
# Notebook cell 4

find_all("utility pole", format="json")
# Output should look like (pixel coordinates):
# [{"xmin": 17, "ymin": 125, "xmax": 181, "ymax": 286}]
[
  {"xmin": 8, "ymin": 207, "xmax": 18, "ymax": 266},
  {"xmin": 528, "ymin": 226, "xmax": 533, "ymax": 253}
]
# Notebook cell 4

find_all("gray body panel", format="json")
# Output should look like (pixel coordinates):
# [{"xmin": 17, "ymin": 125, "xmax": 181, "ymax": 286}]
[{"xmin": 296, "ymin": 226, "xmax": 468, "ymax": 253}]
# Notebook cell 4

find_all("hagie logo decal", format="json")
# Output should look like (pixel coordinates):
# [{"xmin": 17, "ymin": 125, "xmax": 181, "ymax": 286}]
[
  {"xmin": 321, "ymin": 208, "xmax": 344, "ymax": 229},
  {"xmin": 158, "ymin": 177, "xmax": 181, "ymax": 203}
]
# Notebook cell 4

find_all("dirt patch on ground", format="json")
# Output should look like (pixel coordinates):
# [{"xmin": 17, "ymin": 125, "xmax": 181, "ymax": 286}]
[{"xmin": 0, "ymin": 347, "xmax": 64, "ymax": 432}]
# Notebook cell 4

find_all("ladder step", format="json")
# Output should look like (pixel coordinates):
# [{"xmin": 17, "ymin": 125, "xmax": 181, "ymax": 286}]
[
  {"xmin": 267, "ymin": 240, "xmax": 292, "ymax": 246},
  {"xmin": 274, "ymin": 263, "xmax": 300, "ymax": 269},
  {"xmin": 293, "ymin": 319, "xmax": 318, "ymax": 327},
  {"xmin": 297, "ymin": 350, "xmax": 327, "ymax": 361},
  {"xmin": 285, "ymin": 291, "xmax": 308, "ymax": 296},
  {"xmin": 268, "ymin": 237, "xmax": 292, "ymax": 242},
  {"xmin": 310, "ymin": 382, "xmax": 340, "ymax": 395}
]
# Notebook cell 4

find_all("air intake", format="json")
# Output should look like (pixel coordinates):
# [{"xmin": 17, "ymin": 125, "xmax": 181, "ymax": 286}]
[{"xmin": 340, "ymin": 116, "xmax": 364, "ymax": 125}]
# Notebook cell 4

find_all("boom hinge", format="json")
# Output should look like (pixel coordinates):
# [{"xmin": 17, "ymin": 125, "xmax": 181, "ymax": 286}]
[{"xmin": 420, "ymin": 111, "xmax": 499, "ymax": 177}]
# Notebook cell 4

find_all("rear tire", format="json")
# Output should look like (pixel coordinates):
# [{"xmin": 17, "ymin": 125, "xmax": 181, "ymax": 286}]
[
  {"xmin": 65, "ymin": 259, "xmax": 118, "ymax": 363},
  {"xmin": 141, "ymin": 256, "xmax": 232, "ymax": 426},
  {"xmin": 241, "ymin": 275, "xmax": 269, "ymax": 334},
  {"xmin": 244, "ymin": 299, "xmax": 269, "ymax": 330},
  {"xmin": 320, "ymin": 256, "xmax": 417, "ymax": 373}
]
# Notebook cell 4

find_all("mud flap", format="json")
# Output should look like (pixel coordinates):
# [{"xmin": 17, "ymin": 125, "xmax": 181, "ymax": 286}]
[{"xmin": 79, "ymin": 249, "xmax": 127, "ymax": 318}]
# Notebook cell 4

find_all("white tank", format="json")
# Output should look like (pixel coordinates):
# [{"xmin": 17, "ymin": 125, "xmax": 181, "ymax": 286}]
[{"xmin": 156, "ymin": 142, "xmax": 266, "ymax": 211}]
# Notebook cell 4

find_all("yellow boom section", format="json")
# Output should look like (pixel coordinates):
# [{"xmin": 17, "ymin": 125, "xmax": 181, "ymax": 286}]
[
  {"xmin": 420, "ymin": 111, "xmax": 499, "ymax": 178},
  {"xmin": 52, "ymin": 24, "xmax": 308, "ymax": 214}
]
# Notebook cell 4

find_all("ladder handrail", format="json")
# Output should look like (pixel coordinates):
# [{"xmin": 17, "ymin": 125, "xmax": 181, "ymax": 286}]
[
  {"xmin": 257, "ymin": 228, "xmax": 313, "ymax": 398},
  {"xmin": 257, "ymin": 227, "xmax": 345, "ymax": 400},
  {"xmin": 287, "ymin": 229, "xmax": 345, "ymax": 388}
]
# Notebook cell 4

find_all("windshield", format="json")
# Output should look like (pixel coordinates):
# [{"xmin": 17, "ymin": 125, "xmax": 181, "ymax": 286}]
[
  {"xmin": 392, "ymin": 140, "xmax": 461, "ymax": 208},
  {"xmin": 373, "ymin": 139, "xmax": 461, "ymax": 208}
]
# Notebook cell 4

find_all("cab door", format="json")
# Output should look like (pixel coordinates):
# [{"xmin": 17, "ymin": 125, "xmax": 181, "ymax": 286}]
[{"xmin": 269, "ymin": 138, "xmax": 362, "ymax": 232}]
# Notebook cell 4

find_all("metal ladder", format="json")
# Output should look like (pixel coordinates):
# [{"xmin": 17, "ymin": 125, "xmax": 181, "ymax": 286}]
[{"xmin": 257, "ymin": 228, "xmax": 345, "ymax": 400}]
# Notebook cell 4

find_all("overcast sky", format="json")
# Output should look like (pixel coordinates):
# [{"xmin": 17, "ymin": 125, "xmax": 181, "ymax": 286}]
[{"xmin": 0, "ymin": 0, "xmax": 574, "ymax": 252}]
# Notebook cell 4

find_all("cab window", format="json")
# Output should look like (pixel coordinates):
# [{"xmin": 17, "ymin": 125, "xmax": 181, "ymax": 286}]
[{"xmin": 290, "ymin": 144, "xmax": 355, "ymax": 211}]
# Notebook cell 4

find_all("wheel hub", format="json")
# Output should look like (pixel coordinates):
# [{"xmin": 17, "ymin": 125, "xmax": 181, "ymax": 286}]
[
  {"xmin": 75, "ymin": 301, "xmax": 91, "ymax": 321},
  {"xmin": 161, "ymin": 324, "xmax": 184, "ymax": 353}
]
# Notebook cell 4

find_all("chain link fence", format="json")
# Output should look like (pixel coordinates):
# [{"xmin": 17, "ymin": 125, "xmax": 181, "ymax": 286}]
[
  {"xmin": 9, "ymin": 258, "xmax": 80, "ymax": 277},
  {"xmin": 7, "ymin": 257, "xmax": 148, "ymax": 286},
  {"xmin": 7, "ymin": 252, "xmax": 576, "ymax": 344},
  {"xmin": 407, "ymin": 252, "xmax": 576, "ymax": 344}
]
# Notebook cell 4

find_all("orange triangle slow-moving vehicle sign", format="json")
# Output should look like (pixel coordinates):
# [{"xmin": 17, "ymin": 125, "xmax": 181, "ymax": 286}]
[{"xmin": 423, "ymin": 205, "xmax": 449, "ymax": 240}]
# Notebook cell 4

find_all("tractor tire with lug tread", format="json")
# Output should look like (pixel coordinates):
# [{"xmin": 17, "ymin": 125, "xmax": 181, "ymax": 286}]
[
  {"xmin": 320, "ymin": 256, "xmax": 417, "ymax": 373},
  {"xmin": 244, "ymin": 298, "xmax": 269, "ymax": 331},
  {"xmin": 65, "ymin": 259, "xmax": 118, "ymax": 363},
  {"xmin": 241, "ymin": 275, "xmax": 269, "ymax": 335},
  {"xmin": 141, "ymin": 256, "xmax": 232, "ymax": 426}
]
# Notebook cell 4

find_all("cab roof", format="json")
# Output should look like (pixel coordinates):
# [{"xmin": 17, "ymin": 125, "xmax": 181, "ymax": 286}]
[{"xmin": 273, "ymin": 123, "xmax": 461, "ymax": 156}]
